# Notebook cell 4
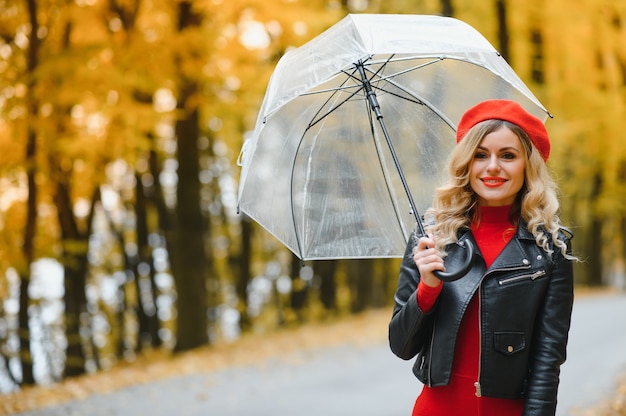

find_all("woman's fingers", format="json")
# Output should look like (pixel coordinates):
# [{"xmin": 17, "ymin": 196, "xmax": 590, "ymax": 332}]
[
  {"xmin": 413, "ymin": 236, "xmax": 446, "ymax": 285},
  {"xmin": 416, "ymin": 236, "xmax": 435, "ymax": 252}
]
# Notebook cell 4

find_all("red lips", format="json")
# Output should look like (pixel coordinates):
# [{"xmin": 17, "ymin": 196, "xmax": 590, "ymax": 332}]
[{"xmin": 480, "ymin": 177, "xmax": 507, "ymax": 187}]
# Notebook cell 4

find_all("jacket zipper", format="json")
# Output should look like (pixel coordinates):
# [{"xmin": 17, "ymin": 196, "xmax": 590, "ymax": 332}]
[
  {"xmin": 474, "ymin": 264, "xmax": 532, "ymax": 397},
  {"xmin": 428, "ymin": 319, "xmax": 436, "ymax": 387},
  {"xmin": 498, "ymin": 269, "xmax": 546, "ymax": 286},
  {"xmin": 475, "ymin": 287, "xmax": 483, "ymax": 397}
]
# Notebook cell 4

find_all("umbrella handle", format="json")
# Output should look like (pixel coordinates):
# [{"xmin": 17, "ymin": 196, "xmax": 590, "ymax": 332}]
[{"xmin": 433, "ymin": 239, "xmax": 476, "ymax": 282}]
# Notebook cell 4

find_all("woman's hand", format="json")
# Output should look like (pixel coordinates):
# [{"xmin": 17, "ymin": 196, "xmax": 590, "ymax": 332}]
[{"xmin": 413, "ymin": 235, "xmax": 445, "ymax": 287}]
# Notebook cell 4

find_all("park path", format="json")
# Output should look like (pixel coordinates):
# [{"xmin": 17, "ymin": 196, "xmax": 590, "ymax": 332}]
[{"xmin": 13, "ymin": 291, "xmax": 626, "ymax": 416}]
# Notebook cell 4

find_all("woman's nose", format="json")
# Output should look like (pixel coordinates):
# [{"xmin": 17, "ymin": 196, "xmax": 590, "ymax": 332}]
[{"xmin": 486, "ymin": 155, "xmax": 501, "ymax": 172}]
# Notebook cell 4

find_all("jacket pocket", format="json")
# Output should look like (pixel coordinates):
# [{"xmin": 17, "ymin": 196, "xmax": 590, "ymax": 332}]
[
  {"xmin": 497, "ymin": 269, "xmax": 546, "ymax": 286},
  {"xmin": 494, "ymin": 331, "xmax": 526, "ymax": 356}
]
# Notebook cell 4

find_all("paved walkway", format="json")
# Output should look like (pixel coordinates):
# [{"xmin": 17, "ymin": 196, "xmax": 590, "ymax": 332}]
[{"xmin": 14, "ymin": 292, "xmax": 626, "ymax": 416}]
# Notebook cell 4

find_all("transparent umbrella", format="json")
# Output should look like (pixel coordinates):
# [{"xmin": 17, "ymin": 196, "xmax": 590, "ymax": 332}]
[{"xmin": 237, "ymin": 14, "xmax": 549, "ymax": 273}]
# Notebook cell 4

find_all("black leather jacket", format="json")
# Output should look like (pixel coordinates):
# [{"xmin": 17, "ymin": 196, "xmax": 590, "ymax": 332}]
[{"xmin": 389, "ymin": 222, "xmax": 574, "ymax": 416}]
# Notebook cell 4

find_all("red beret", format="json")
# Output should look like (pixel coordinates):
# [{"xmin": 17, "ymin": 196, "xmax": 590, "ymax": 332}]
[{"xmin": 456, "ymin": 100, "xmax": 550, "ymax": 162}]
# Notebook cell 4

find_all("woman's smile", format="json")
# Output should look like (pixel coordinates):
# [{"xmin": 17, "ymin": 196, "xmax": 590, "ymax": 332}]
[{"xmin": 480, "ymin": 176, "xmax": 508, "ymax": 187}]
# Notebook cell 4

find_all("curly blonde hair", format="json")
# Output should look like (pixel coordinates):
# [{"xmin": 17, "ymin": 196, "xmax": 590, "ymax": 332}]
[{"xmin": 425, "ymin": 119, "xmax": 573, "ymax": 260}]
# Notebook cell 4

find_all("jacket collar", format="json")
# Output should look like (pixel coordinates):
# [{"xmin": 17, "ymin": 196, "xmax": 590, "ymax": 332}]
[
  {"xmin": 456, "ymin": 218, "xmax": 541, "ymax": 272},
  {"xmin": 515, "ymin": 221, "xmax": 538, "ymax": 243}
]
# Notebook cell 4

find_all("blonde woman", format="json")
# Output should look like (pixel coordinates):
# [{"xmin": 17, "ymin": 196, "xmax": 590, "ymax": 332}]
[{"xmin": 389, "ymin": 100, "xmax": 576, "ymax": 416}]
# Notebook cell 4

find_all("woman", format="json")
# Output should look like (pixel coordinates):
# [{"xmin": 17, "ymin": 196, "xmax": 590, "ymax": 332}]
[{"xmin": 388, "ymin": 100, "xmax": 576, "ymax": 416}]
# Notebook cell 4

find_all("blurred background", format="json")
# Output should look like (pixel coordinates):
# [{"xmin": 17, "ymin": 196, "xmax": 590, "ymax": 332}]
[{"xmin": 1, "ymin": 0, "xmax": 625, "ymax": 394}]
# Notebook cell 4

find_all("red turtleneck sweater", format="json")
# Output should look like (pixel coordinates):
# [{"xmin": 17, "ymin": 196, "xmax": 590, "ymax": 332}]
[{"xmin": 413, "ymin": 205, "xmax": 524, "ymax": 416}]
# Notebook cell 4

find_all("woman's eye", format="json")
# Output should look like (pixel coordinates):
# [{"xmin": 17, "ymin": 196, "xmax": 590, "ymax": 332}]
[
  {"xmin": 502, "ymin": 152, "xmax": 517, "ymax": 160},
  {"xmin": 474, "ymin": 152, "xmax": 488, "ymax": 159}
]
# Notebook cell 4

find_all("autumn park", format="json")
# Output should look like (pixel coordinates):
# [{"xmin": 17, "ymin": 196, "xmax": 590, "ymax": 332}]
[{"xmin": 1, "ymin": 0, "xmax": 626, "ymax": 414}]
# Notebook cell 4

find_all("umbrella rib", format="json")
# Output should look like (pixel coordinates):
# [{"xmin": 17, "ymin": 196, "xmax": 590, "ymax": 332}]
[
  {"xmin": 292, "ymin": 67, "xmax": 366, "ymax": 259},
  {"xmin": 362, "ymin": 62, "xmax": 457, "ymax": 130},
  {"xmin": 364, "ymin": 55, "xmax": 550, "ymax": 126},
  {"xmin": 306, "ymin": 71, "xmax": 365, "ymax": 130},
  {"xmin": 290, "ymin": 133, "xmax": 305, "ymax": 260},
  {"xmin": 302, "ymin": 57, "xmax": 447, "ymax": 128},
  {"xmin": 306, "ymin": 57, "xmax": 387, "ymax": 128},
  {"xmin": 300, "ymin": 56, "xmax": 442, "ymax": 99},
  {"xmin": 363, "ymin": 56, "xmax": 412, "ymax": 236},
  {"xmin": 364, "ymin": 92, "xmax": 407, "ymax": 238},
  {"xmin": 370, "ymin": 86, "xmax": 425, "ymax": 105},
  {"xmin": 305, "ymin": 55, "xmax": 407, "ymax": 129},
  {"xmin": 367, "ymin": 56, "xmax": 444, "ymax": 81},
  {"xmin": 300, "ymin": 83, "xmax": 362, "ymax": 96}
]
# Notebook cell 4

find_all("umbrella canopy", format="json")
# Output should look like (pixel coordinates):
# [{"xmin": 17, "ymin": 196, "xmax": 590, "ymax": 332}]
[{"xmin": 237, "ymin": 13, "xmax": 549, "ymax": 261}]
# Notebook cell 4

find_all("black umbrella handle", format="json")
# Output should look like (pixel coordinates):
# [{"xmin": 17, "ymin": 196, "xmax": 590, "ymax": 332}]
[
  {"xmin": 357, "ymin": 61, "xmax": 474, "ymax": 282},
  {"xmin": 412, "ymin": 218, "xmax": 475, "ymax": 282},
  {"xmin": 433, "ymin": 239, "xmax": 476, "ymax": 282}
]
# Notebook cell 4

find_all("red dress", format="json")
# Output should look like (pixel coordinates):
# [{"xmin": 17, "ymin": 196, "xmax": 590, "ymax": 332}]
[{"xmin": 412, "ymin": 205, "xmax": 525, "ymax": 416}]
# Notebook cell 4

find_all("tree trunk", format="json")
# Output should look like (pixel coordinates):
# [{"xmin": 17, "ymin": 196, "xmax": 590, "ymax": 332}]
[
  {"xmin": 373, "ymin": 258, "xmax": 394, "ymax": 308},
  {"xmin": 17, "ymin": 0, "xmax": 42, "ymax": 386},
  {"xmin": 148, "ymin": 142, "xmax": 171, "ymax": 347},
  {"xmin": 496, "ymin": 0, "xmax": 511, "ymax": 63},
  {"xmin": 54, "ymin": 176, "xmax": 98, "ymax": 378},
  {"xmin": 584, "ymin": 173, "xmax": 604, "ymax": 286},
  {"xmin": 290, "ymin": 254, "xmax": 308, "ymax": 322},
  {"xmin": 170, "ymin": 24, "xmax": 209, "ymax": 347},
  {"xmin": 440, "ymin": 0, "xmax": 454, "ymax": 17},
  {"xmin": 172, "ymin": 105, "xmax": 208, "ymax": 351},
  {"xmin": 134, "ymin": 172, "xmax": 161, "ymax": 349},
  {"xmin": 530, "ymin": 28, "xmax": 545, "ymax": 84},
  {"xmin": 17, "ymin": 270, "xmax": 33, "ymax": 385},
  {"xmin": 235, "ymin": 216, "xmax": 253, "ymax": 331},
  {"xmin": 315, "ymin": 260, "xmax": 337, "ymax": 312},
  {"xmin": 347, "ymin": 259, "xmax": 375, "ymax": 313}
]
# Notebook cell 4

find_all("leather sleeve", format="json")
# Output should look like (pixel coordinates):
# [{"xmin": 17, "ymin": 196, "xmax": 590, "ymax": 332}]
[
  {"xmin": 388, "ymin": 237, "xmax": 438, "ymax": 360},
  {"xmin": 523, "ymin": 236, "xmax": 575, "ymax": 416}
]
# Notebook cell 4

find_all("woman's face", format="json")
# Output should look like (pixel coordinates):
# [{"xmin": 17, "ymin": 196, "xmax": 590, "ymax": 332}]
[{"xmin": 469, "ymin": 126, "xmax": 526, "ymax": 207}]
